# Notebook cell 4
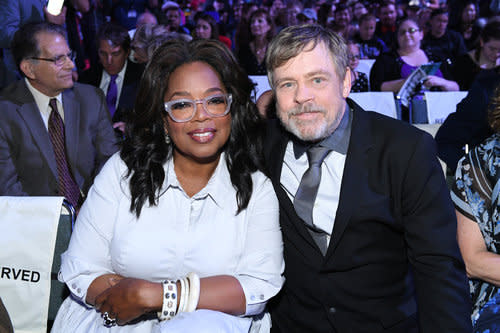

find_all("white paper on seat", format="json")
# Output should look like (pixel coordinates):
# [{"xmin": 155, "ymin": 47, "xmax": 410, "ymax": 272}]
[
  {"xmin": 249, "ymin": 75, "xmax": 271, "ymax": 102},
  {"xmin": 0, "ymin": 196, "xmax": 64, "ymax": 333},
  {"xmin": 356, "ymin": 59, "xmax": 376, "ymax": 78},
  {"xmin": 424, "ymin": 91, "xmax": 468, "ymax": 124},
  {"xmin": 349, "ymin": 92, "xmax": 398, "ymax": 119}
]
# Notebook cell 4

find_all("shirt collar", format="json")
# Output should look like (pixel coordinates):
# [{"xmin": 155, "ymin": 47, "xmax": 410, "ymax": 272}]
[
  {"xmin": 103, "ymin": 59, "xmax": 128, "ymax": 82},
  {"xmin": 25, "ymin": 78, "xmax": 63, "ymax": 111},
  {"xmin": 293, "ymin": 103, "xmax": 352, "ymax": 159},
  {"xmin": 164, "ymin": 152, "xmax": 230, "ymax": 208}
]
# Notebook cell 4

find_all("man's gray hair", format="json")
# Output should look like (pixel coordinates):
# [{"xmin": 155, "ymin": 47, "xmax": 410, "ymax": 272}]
[{"xmin": 265, "ymin": 24, "xmax": 349, "ymax": 88}]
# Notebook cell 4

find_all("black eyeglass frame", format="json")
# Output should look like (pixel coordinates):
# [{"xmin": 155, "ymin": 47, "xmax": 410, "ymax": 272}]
[{"xmin": 30, "ymin": 50, "xmax": 76, "ymax": 66}]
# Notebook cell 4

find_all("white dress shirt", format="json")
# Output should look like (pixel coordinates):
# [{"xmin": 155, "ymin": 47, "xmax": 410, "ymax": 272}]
[
  {"xmin": 53, "ymin": 152, "xmax": 284, "ymax": 332},
  {"xmin": 25, "ymin": 78, "xmax": 64, "ymax": 129},
  {"xmin": 280, "ymin": 142, "xmax": 346, "ymax": 242},
  {"xmin": 98, "ymin": 60, "xmax": 128, "ymax": 109}
]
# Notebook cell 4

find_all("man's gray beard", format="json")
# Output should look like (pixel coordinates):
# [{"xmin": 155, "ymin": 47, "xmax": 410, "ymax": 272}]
[{"xmin": 277, "ymin": 103, "xmax": 341, "ymax": 142}]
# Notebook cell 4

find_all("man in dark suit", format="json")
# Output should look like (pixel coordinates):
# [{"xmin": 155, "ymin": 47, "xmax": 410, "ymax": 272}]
[
  {"xmin": 79, "ymin": 23, "xmax": 144, "ymax": 134},
  {"xmin": 264, "ymin": 24, "xmax": 472, "ymax": 332},
  {"xmin": 0, "ymin": 22, "xmax": 117, "ymax": 209},
  {"xmin": 436, "ymin": 68, "xmax": 500, "ymax": 173}
]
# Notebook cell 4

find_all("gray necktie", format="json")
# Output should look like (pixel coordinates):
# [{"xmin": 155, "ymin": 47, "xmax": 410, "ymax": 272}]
[{"xmin": 294, "ymin": 146, "xmax": 330, "ymax": 254}]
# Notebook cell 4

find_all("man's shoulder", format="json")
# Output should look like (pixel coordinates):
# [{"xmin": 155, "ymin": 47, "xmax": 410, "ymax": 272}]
[
  {"xmin": 126, "ymin": 61, "xmax": 145, "ymax": 77},
  {"xmin": 71, "ymin": 82, "xmax": 104, "ymax": 97},
  {"xmin": 0, "ymin": 80, "xmax": 29, "ymax": 105},
  {"xmin": 351, "ymin": 103, "xmax": 424, "ymax": 143}
]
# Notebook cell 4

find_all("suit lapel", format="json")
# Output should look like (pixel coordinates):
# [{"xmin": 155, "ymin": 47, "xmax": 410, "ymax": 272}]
[
  {"xmin": 325, "ymin": 99, "xmax": 374, "ymax": 260},
  {"xmin": 14, "ymin": 81, "xmax": 58, "ymax": 178},
  {"xmin": 62, "ymin": 88, "xmax": 80, "ymax": 173}
]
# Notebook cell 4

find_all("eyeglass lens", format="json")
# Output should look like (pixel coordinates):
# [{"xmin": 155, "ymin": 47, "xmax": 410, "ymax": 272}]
[{"xmin": 167, "ymin": 95, "xmax": 230, "ymax": 122}]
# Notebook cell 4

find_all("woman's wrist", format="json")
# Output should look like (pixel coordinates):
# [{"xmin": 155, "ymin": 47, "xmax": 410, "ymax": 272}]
[{"xmin": 140, "ymin": 281, "xmax": 163, "ymax": 312}]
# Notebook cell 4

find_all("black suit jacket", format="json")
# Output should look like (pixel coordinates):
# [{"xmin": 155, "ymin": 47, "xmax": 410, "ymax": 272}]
[
  {"xmin": 265, "ymin": 99, "xmax": 472, "ymax": 332},
  {"xmin": 0, "ymin": 80, "xmax": 118, "ymax": 197},
  {"xmin": 79, "ymin": 60, "xmax": 144, "ymax": 123},
  {"xmin": 435, "ymin": 69, "xmax": 499, "ymax": 172}
]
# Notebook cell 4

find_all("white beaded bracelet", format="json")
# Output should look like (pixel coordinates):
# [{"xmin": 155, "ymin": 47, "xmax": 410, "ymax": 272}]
[
  {"xmin": 186, "ymin": 272, "xmax": 200, "ymax": 312},
  {"xmin": 158, "ymin": 280, "xmax": 178, "ymax": 321}
]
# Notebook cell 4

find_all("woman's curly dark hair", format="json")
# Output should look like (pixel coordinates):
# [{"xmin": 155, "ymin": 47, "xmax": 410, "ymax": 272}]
[{"xmin": 120, "ymin": 39, "xmax": 265, "ymax": 217}]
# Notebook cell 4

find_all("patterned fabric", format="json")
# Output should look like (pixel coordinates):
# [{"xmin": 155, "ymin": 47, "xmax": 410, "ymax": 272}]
[
  {"xmin": 351, "ymin": 71, "xmax": 368, "ymax": 92},
  {"xmin": 48, "ymin": 99, "xmax": 81, "ymax": 209},
  {"xmin": 452, "ymin": 133, "xmax": 500, "ymax": 329}
]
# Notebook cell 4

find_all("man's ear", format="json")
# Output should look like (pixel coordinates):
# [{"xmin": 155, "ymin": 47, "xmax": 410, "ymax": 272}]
[
  {"xmin": 20, "ymin": 59, "xmax": 36, "ymax": 80},
  {"xmin": 342, "ymin": 67, "xmax": 352, "ymax": 98}
]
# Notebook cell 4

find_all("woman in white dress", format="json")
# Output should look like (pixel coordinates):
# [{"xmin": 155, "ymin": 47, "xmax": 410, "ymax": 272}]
[{"xmin": 51, "ymin": 39, "xmax": 284, "ymax": 332}]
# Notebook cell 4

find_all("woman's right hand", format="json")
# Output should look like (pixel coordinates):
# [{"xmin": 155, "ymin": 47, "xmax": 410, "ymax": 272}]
[{"xmin": 94, "ymin": 278, "xmax": 163, "ymax": 325}]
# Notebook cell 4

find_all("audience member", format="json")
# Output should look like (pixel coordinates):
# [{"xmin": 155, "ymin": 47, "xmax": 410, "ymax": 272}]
[
  {"xmin": 263, "ymin": 23, "xmax": 472, "ymax": 332},
  {"xmin": 404, "ymin": 0, "xmax": 422, "ymax": 22},
  {"xmin": 422, "ymin": 8, "xmax": 468, "ymax": 65},
  {"xmin": 376, "ymin": 1, "xmax": 399, "ymax": 49},
  {"xmin": 65, "ymin": 0, "xmax": 94, "ymax": 77},
  {"xmin": 351, "ymin": 1, "xmax": 368, "ymax": 26},
  {"xmin": 237, "ymin": 9, "xmax": 275, "ymax": 75},
  {"xmin": 297, "ymin": 8, "xmax": 318, "ymax": 25},
  {"xmin": 317, "ymin": 2, "xmax": 336, "ymax": 28},
  {"xmin": 435, "ymin": 68, "xmax": 500, "ymax": 172},
  {"xmin": 233, "ymin": 2, "xmax": 259, "ymax": 52},
  {"xmin": 283, "ymin": 0, "xmax": 303, "ymax": 27},
  {"xmin": 163, "ymin": 4, "xmax": 190, "ymax": 35},
  {"xmin": 0, "ymin": 22, "xmax": 117, "ymax": 209},
  {"xmin": 128, "ymin": 11, "xmax": 159, "ymax": 39},
  {"xmin": 0, "ymin": 0, "xmax": 67, "ymax": 87},
  {"xmin": 193, "ymin": 12, "xmax": 232, "ymax": 48},
  {"xmin": 51, "ymin": 38, "xmax": 284, "ymax": 332},
  {"xmin": 353, "ymin": 13, "xmax": 389, "ymax": 59},
  {"xmin": 453, "ymin": 83, "xmax": 500, "ymax": 332},
  {"xmin": 451, "ymin": 1, "xmax": 482, "ymax": 51},
  {"xmin": 130, "ymin": 24, "xmax": 169, "ymax": 63},
  {"xmin": 347, "ymin": 41, "xmax": 369, "ymax": 92},
  {"xmin": 370, "ymin": 18, "xmax": 458, "ymax": 121},
  {"xmin": 452, "ymin": 20, "xmax": 500, "ymax": 91},
  {"xmin": 110, "ymin": 0, "xmax": 148, "ymax": 30},
  {"xmin": 79, "ymin": 23, "xmax": 145, "ymax": 135},
  {"xmin": 330, "ymin": 4, "xmax": 356, "ymax": 40}
]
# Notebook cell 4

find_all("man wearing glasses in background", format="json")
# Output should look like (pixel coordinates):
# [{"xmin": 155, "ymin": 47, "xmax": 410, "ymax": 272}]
[{"xmin": 0, "ymin": 22, "xmax": 117, "ymax": 211}]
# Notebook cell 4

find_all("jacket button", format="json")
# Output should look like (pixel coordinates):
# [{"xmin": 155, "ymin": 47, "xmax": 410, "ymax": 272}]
[{"xmin": 329, "ymin": 307, "xmax": 336, "ymax": 314}]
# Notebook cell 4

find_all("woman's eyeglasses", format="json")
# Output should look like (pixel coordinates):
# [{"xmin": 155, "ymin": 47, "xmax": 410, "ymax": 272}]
[
  {"xmin": 398, "ymin": 27, "xmax": 420, "ymax": 36},
  {"xmin": 164, "ymin": 93, "xmax": 232, "ymax": 123}
]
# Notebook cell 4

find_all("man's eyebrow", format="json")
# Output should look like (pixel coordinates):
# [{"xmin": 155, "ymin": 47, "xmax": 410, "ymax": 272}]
[{"xmin": 274, "ymin": 70, "xmax": 332, "ymax": 86}]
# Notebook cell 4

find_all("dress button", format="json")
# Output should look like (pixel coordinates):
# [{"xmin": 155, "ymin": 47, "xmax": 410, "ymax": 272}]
[
  {"xmin": 77, "ymin": 288, "xmax": 81, "ymax": 294},
  {"xmin": 259, "ymin": 294, "xmax": 265, "ymax": 300},
  {"xmin": 71, "ymin": 283, "xmax": 77, "ymax": 289},
  {"xmin": 329, "ymin": 307, "xmax": 336, "ymax": 314}
]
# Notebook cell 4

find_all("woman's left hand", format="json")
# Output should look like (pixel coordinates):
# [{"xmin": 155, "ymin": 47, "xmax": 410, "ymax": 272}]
[{"xmin": 95, "ymin": 278, "xmax": 162, "ymax": 325}]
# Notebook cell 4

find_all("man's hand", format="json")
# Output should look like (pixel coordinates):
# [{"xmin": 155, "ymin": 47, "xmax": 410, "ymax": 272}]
[{"xmin": 44, "ymin": 6, "xmax": 67, "ymax": 25}]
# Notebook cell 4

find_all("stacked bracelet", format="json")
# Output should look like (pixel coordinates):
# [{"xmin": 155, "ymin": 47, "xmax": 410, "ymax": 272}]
[
  {"xmin": 178, "ymin": 276, "xmax": 188, "ymax": 313},
  {"xmin": 158, "ymin": 280, "xmax": 178, "ymax": 321},
  {"xmin": 186, "ymin": 272, "xmax": 200, "ymax": 312},
  {"xmin": 157, "ymin": 272, "xmax": 200, "ymax": 322}
]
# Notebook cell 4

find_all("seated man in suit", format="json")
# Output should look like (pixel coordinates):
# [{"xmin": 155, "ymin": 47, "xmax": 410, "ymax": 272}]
[
  {"xmin": 263, "ymin": 24, "xmax": 472, "ymax": 332},
  {"xmin": 79, "ymin": 23, "xmax": 144, "ymax": 135},
  {"xmin": 0, "ymin": 22, "xmax": 118, "ymax": 210}
]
